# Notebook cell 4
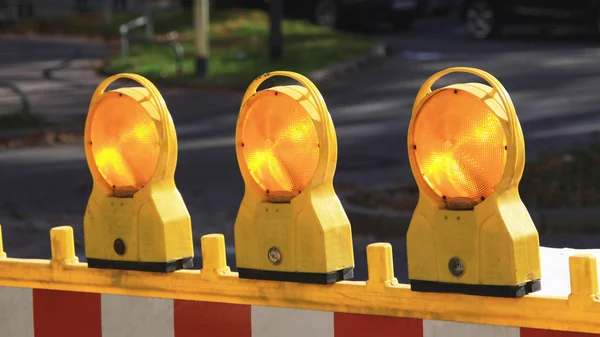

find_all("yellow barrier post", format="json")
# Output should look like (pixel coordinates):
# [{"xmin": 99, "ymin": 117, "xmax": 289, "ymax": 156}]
[
  {"xmin": 200, "ymin": 234, "xmax": 231, "ymax": 281},
  {"xmin": 366, "ymin": 243, "xmax": 398, "ymax": 293},
  {"xmin": 50, "ymin": 226, "xmax": 79, "ymax": 266},
  {"xmin": 568, "ymin": 254, "xmax": 599, "ymax": 308},
  {"xmin": 406, "ymin": 67, "xmax": 541, "ymax": 298},
  {"xmin": 0, "ymin": 225, "xmax": 6, "ymax": 259},
  {"xmin": 233, "ymin": 71, "xmax": 354, "ymax": 284},
  {"xmin": 83, "ymin": 73, "xmax": 193, "ymax": 273}
]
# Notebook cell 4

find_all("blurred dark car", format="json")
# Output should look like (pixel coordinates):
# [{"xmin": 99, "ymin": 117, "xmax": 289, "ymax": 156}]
[
  {"xmin": 458, "ymin": 0, "xmax": 600, "ymax": 39},
  {"xmin": 284, "ymin": 0, "xmax": 420, "ymax": 30},
  {"xmin": 207, "ymin": 0, "xmax": 420, "ymax": 31},
  {"xmin": 420, "ymin": 0, "xmax": 459, "ymax": 17}
]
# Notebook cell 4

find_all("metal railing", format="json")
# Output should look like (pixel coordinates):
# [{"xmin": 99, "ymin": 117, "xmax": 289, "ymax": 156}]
[
  {"xmin": 0, "ymin": 81, "xmax": 30, "ymax": 116},
  {"xmin": 119, "ymin": 15, "xmax": 184, "ymax": 76},
  {"xmin": 119, "ymin": 15, "xmax": 154, "ymax": 56}
]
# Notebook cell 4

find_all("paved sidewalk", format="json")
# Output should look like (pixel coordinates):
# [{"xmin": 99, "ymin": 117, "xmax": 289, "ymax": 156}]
[{"xmin": 0, "ymin": 35, "xmax": 244, "ymax": 128}]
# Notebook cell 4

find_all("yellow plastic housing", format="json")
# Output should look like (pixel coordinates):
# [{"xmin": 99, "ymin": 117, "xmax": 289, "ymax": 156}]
[
  {"xmin": 83, "ymin": 73, "xmax": 193, "ymax": 272},
  {"xmin": 234, "ymin": 71, "xmax": 354, "ymax": 283},
  {"xmin": 406, "ymin": 67, "xmax": 541, "ymax": 296}
]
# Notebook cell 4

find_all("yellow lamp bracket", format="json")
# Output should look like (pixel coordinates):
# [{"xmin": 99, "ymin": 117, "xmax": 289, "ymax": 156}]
[
  {"xmin": 83, "ymin": 73, "xmax": 194, "ymax": 273},
  {"xmin": 406, "ymin": 67, "xmax": 541, "ymax": 298},
  {"xmin": 233, "ymin": 71, "xmax": 355, "ymax": 284}
]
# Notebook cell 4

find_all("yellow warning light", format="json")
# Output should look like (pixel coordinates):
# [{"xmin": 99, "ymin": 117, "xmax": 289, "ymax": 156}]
[
  {"xmin": 413, "ymin": 88, "xmax": 507, "ymax": 203},
  {"xmin": 234, "ymin": 71, "xmax": 354, "ymax": 284},
  {"xmin": 406, "ymin": 67, "xmax": 541, "ymax": 298},
  {"xmin": 83, "ymin": 73, "xmax": 193, "ymax": 272},
  {"xmin": 240, "ymin": 92, "xmax": 320, "ymax": 198},
  {"xmin": 89, "ymin": 91, "xmax": 160, "ymax": 195}
]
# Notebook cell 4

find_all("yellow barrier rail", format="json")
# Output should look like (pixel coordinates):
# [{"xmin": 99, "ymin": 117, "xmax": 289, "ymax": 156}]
[{"xmin": 0, "ymin": 226, "xmax": 598, "ymax": 334}]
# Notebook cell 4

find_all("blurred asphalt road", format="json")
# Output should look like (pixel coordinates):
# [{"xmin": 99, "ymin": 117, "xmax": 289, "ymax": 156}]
[{"xmin": 1, "ymin": 18, "xmax": 600, "ymax": 270}]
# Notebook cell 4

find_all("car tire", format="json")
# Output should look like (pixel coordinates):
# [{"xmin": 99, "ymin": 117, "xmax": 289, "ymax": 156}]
[
  {"xmin": 313, "ymin": 0, "xmax": 340, "ymax": 29},
  {"xmin": 462, "ymin": 0, "xmax": 501, "ymax": 40}
]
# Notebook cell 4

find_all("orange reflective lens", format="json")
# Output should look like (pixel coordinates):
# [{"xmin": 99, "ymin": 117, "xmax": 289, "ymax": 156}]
[
  {"xmin": 89, "ymin": 93, "xmax": 160, "ymax": 192},
  {"xmin": 240, "ymin": 91, "xmax": 319, "ymax": 195},
  {"xmin": 413, "ymin": 88, "xmax": 507, "ymax": 200}
]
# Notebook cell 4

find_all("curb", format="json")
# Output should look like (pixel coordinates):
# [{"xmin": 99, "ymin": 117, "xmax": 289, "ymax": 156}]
[
  {"xmin": 340, "ymin": 190, "xmax": 600, "ymax": 238},
  {"xmin": 306, "ymin": 43, "xmax": 388, "ymax": 84},
  {"xmin": 95, "ymin": 62, "xmax": 248, "ymax": 92},
  {"xmin": 0, "ymin": 42, "xmax": 388, "ymax": 145},
  {"xmin": 0, "ymin": 123, "xmax": 84, "ymax": 150},
  {"xmin": 0, "ymin": 32, "xmax": 109, "ymax": 44},
  {"xmin": 97, "ymin": 42, "xmax": 390, "ymax": 92},
  {"xmin": 0, "ymin": 123, "xmax": 83, "ymax": 139}
]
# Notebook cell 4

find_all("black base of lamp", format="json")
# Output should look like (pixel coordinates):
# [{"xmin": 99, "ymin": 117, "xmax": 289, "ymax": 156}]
[
  {"xmin": 86, "ymin": 256, "xmax": 194, "ymax": 273},
  {"xmin": 410, "ymin": 279, "xmax": 541, "ymax": 298},
  {"xmin": 238, "ymin": 267, "xmax": 354, "ymax": 284}
]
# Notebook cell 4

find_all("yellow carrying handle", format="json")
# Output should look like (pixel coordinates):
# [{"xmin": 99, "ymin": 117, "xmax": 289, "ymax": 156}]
[
  {"xmin": 89, "ymin": 73, "xmax": 172, "ymax": 142},
  {"xmin": 415, "ymin": 67, "xmax": 519, "ymax": 147},
  {"xmin": 241, "ymin": 71, "xmax": 332, "ymax": 141}
]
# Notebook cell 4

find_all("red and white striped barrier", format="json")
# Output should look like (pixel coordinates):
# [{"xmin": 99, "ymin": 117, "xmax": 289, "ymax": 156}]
[
  {"xmin": 0, "ymin": 285, "xmax": 596, "ymax": 337},
  {"xmin": 1, "ymin": 241, "xmax": 598, "ymax": 337}
]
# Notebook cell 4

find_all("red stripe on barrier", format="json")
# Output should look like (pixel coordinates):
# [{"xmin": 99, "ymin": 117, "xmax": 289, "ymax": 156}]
[
  {"xmin": 32, "ymin": 289, "xmax": 101, "ymax": 337},
  {"xmin": 334, "ymin": 312, "xmax": 423, "ymax": 337},
  {"xmin": 174, "ymin": 300, "xmax": 252, "ymax": 337},
  {"xmin": 521, "ymin": 328, "xmax": 600, "ymax": 337}
]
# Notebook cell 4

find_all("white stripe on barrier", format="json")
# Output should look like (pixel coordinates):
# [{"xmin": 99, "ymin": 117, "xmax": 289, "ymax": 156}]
[
  {"xmin": 0, "ymin": 287, "xmax": 33, "ymax": 337},
  {"xmin": 423, "ymin": 320, "xmax": 520, "ymax": 337},
  {"xmin": 251, "ymin": 306, "xmax": 334, "ymax": 337},
  {"xmin": 538, "ymin": 247, "xmax": 600, "ymax": 297},
  {"xmin": 101, "ymin": 294, "xmax": 174, "ymax": 337}
]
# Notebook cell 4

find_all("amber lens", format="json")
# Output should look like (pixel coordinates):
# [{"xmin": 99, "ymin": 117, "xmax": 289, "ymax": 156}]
[
  {"xmin": 240, "ymin": 91, "xmax": 319, "ymax": 194},
  {"xmin": 413, "ymin": 88, "xmax": 507, "ymax": 200},
  {"xmin": 90, "ymin": 92, "xmax": 160, "ymax": 191}
]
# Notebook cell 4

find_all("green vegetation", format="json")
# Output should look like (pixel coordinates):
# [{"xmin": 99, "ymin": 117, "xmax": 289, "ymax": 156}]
[{"xmin": 1, "ymin": 9, "xmax": 377, "ymax": 85}]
